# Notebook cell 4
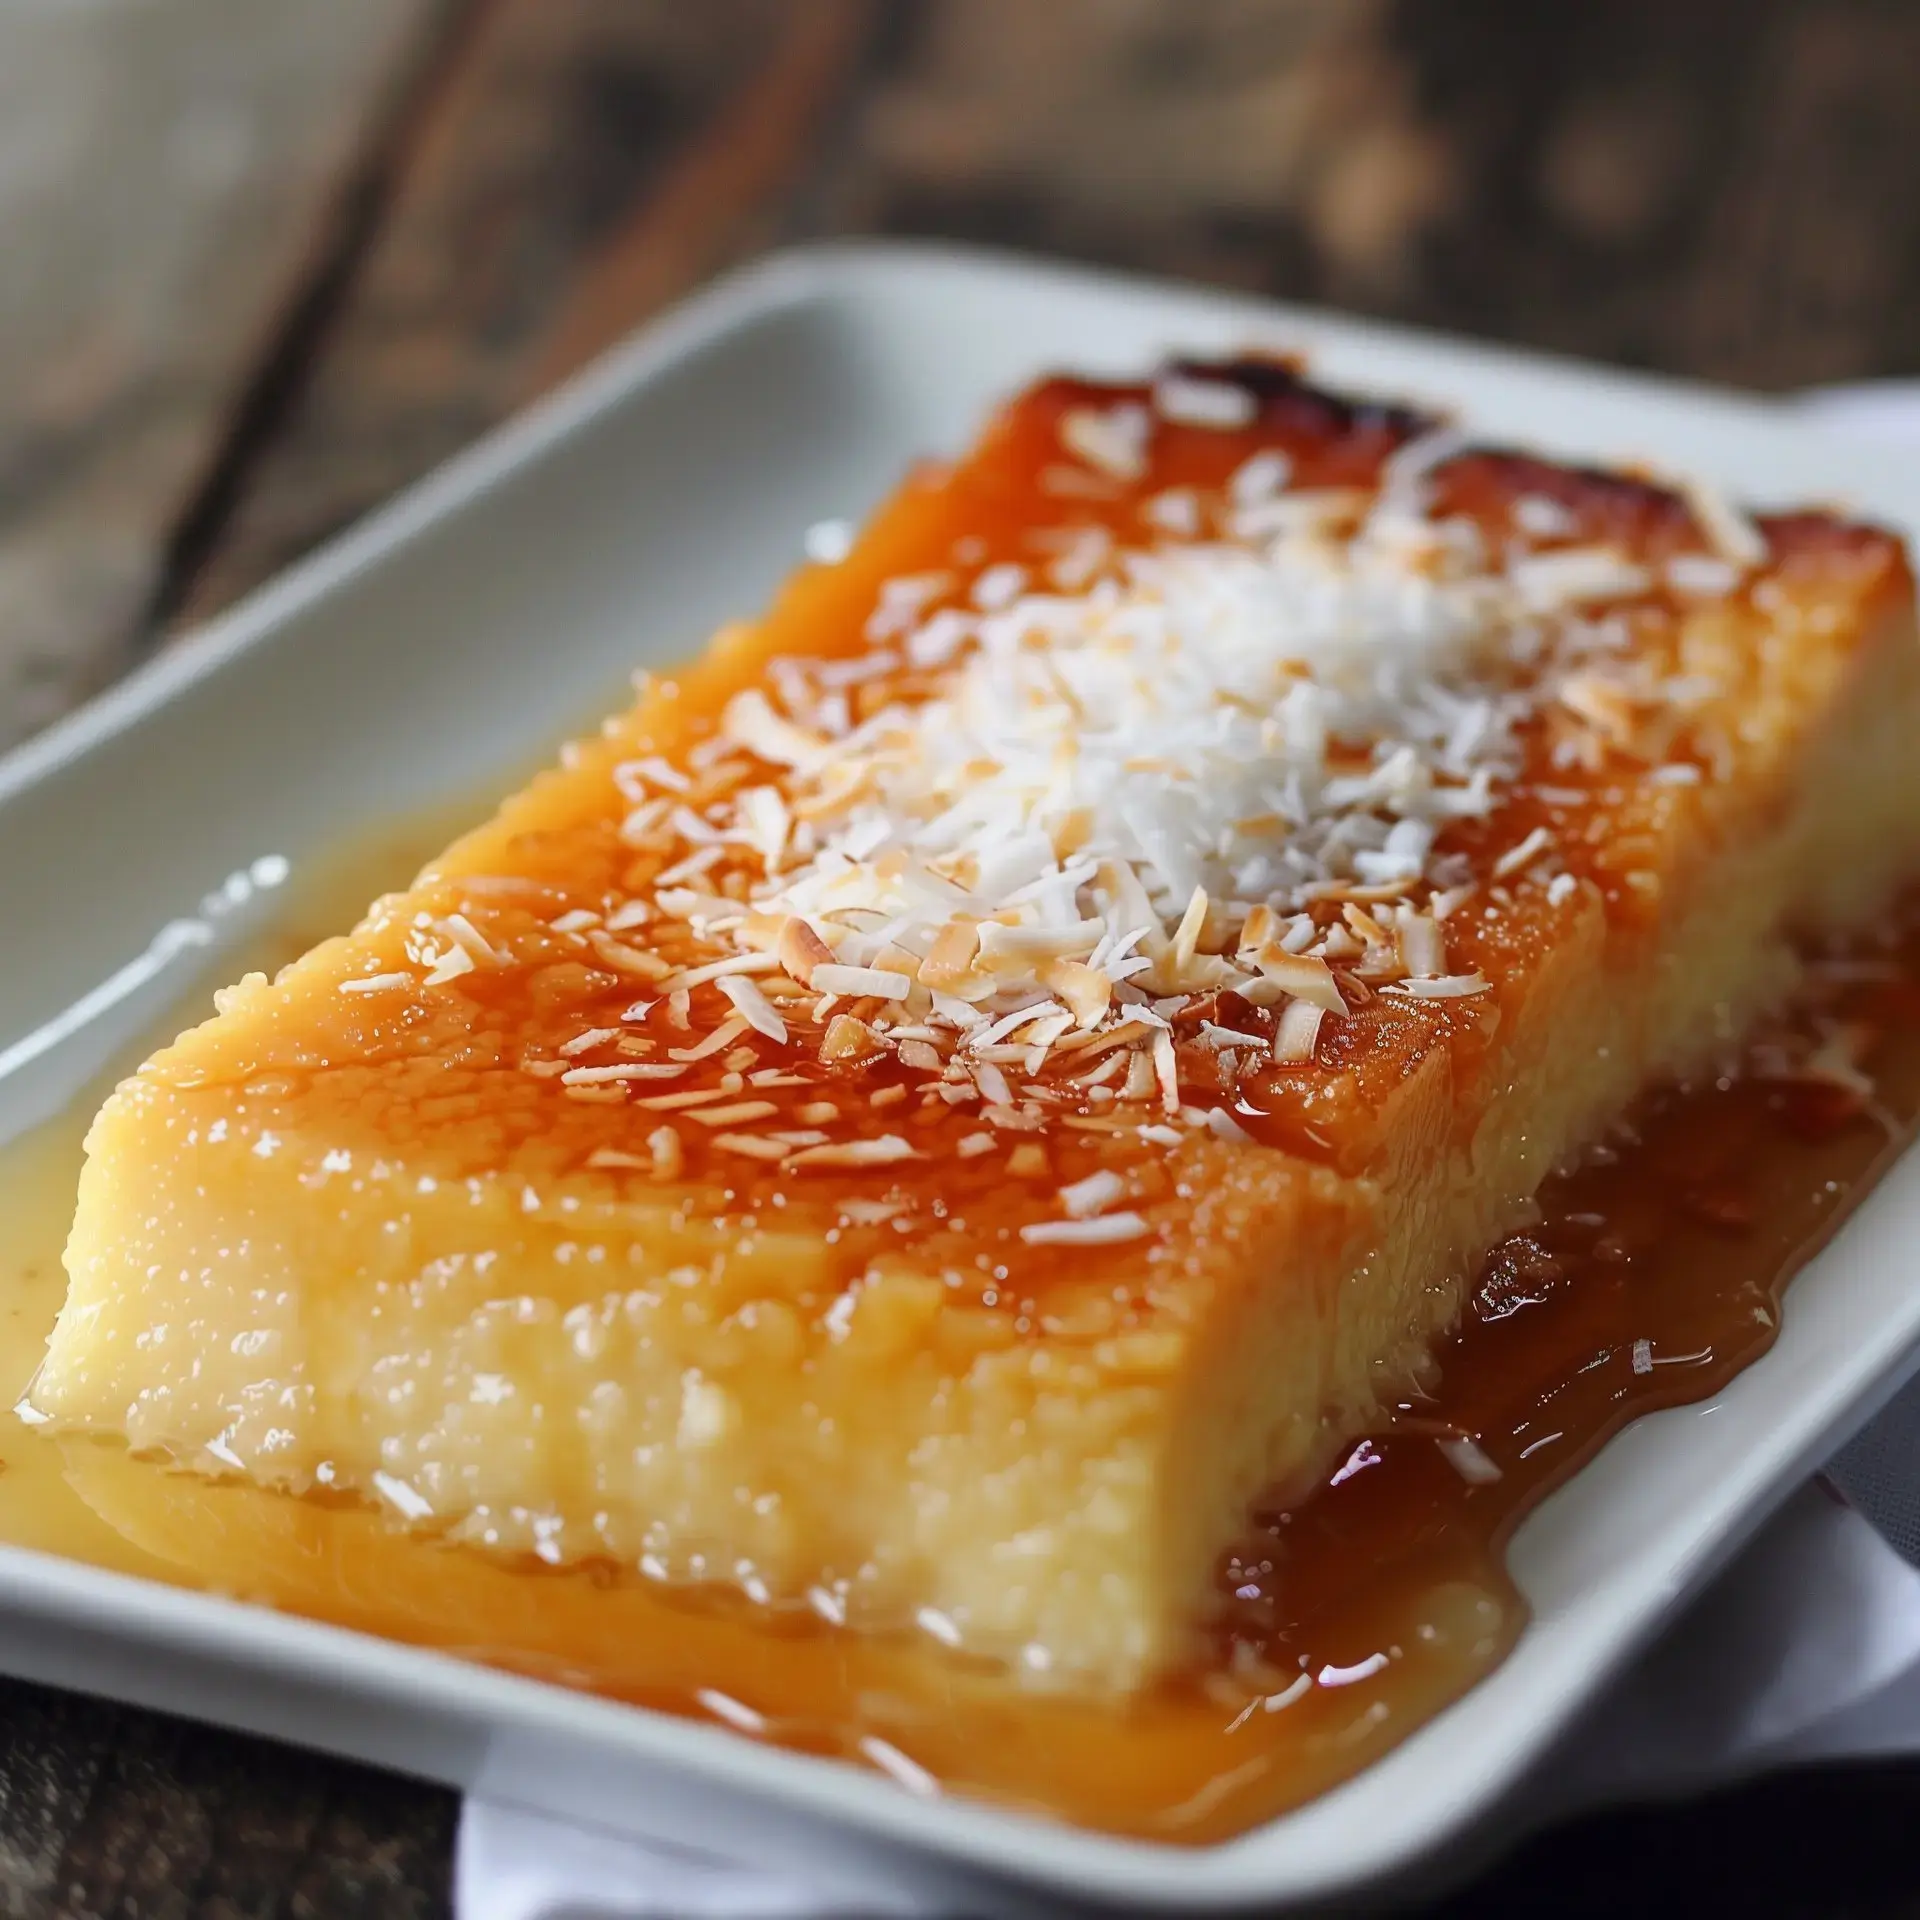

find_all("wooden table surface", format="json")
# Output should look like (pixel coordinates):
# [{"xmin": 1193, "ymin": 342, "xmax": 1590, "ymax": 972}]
[{"xmin": 8, "ymin": 2, "xmax": 1920, "ymax": 1912}]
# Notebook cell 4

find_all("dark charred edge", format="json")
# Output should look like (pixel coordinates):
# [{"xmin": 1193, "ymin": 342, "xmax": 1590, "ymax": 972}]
[
  {"xmin": 1454, "ymin": 448, "xmax": 1906, "ymax": 558},
  {"xmin": 1141, "ymin": 358, "xmax": 1902, "ymax": 554},
  {"xmin": 1172, "ymin": 354, "xmax": 1435, "ymax": 445},
  {"xmin": 1168, "ymin": 357, "xmax": 1703, "ymax": 525},
  {"xmin": 136, "ymin": 0, "xmax": 494, "ymax": 644}
]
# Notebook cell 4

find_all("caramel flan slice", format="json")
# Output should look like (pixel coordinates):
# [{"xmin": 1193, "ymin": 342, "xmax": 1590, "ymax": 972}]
[{"xmin": 28, "ymin": 363, "xmax": 1920, "ymax": 1692}]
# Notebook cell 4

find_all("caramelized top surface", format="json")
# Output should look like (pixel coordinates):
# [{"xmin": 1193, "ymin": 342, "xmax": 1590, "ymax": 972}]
[{"xmin": 138, "ymin": 361, "xmax": 1912, "ymax": 1293}]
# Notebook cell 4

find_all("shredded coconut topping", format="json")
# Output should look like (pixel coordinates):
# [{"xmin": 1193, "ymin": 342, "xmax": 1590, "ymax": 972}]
[
  {"xmin": 493, "ymin": 367, "xmax": 1771, "ymax": 1165},
  {"xmin": 706, "ymin": 467, "xmax": 1637, "ymax": 1042}
]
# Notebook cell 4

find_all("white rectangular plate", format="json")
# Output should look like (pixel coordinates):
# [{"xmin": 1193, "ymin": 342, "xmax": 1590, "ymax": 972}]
[{"xmin": 4, "ymin": 242, "xmax": 1919, "ymax": 1914}]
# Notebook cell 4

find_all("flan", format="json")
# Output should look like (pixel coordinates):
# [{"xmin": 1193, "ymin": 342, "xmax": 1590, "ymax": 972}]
[{"xmin": 28, "ymin": 361, "xmax": 1920, "ymax": 1693}]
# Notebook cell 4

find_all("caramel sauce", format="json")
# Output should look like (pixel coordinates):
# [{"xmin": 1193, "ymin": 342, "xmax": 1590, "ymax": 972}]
[{"xmin": 2, "ymin": 820, "xmax": 1916, "ymax": 1844}]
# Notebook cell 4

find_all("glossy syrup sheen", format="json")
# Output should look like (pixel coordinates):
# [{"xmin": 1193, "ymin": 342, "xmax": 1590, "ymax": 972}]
[
  {"xmin": 129, "ymin": 370, "xmax": 1908, "ymax": 1225},
  {"xmin": 2, "ymin": 820, "xmax": 1917, "ymax": 1843}
]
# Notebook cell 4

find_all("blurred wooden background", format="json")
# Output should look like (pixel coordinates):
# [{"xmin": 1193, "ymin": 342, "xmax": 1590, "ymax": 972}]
[{"xmin": 8, "ymin": 1, "xmax": 1920, "ymax": 1912}]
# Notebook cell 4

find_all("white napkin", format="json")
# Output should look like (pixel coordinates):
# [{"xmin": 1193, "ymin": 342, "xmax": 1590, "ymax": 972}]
[{"xmin": 455, "ymin": 382, "xmax": 1920, "ymax": 1920}]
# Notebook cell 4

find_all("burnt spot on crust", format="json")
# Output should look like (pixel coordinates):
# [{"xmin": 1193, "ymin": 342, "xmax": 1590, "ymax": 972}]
[
  {"xmin": 1171, "ymin": 355, "xmax": 1433, "ymax": 445},
  {"xmin": 1159, "ymin": 362, "xmax": 1906, "ymax": 574}
]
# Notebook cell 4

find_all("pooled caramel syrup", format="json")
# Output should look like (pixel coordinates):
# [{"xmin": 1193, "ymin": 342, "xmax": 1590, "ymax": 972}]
[{"xmin": 3, "ymin": 823, "xmax": 1917, "ymax": 1845}]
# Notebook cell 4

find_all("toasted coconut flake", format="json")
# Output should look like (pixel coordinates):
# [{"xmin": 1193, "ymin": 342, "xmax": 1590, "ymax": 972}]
[
  {"xmin": 972, "ymin": 563, "xmax": 1027, "ymax": 611},
  {"xmin": 820, "ymin": 1014, "xmax": 882, "ymax": 1062},
  {"xmin": 1152, "ymin": 1028, "xmax": 1180, "ymax": 1113},
  {"xmin": 1055, "ymin": 1018, "xmax": 1154, "ymax": 1058},
  {"xmin": 1059, "ymin": 403, "xmax": 1150, "ymax": 481},
  {"xmin": 1557, "ymin": 674, "xmax": 1636, "ymax": 746},
  {"xmin": 977, "ymin": 919, "xmax": 1106, "ymax": 963},
  {"xmin": 1020, "ymin": 1212, "xmax": 1151, "ymax": 1246},
  {"xmin": 1198, "ymin": 1022, "xmax": 1260, "ymax": 1052},
  {"xmin": 1510, "ymin": 547, "xmax": 1652, "ymax": 608},
  {"xmin": 669, "ymin": 1016, "xmax": 751, "ymax": 1062},
  {"xmin": 1153, "ymin": 372, "xmax": 1257, "ymax": 429},
  {"xmin": 1272, "ymin": 999, "xmax": 1325, "ymax": 1063},
  {"xmin": 1125, "ymin": 1048, "xmax": 1159, "ymax": 1101},
  {"xmin": 776, "ymin": 915, "xmax": 835, "ymax": 987},
  {"xmin": 1394, "ymin": 972, "xmax": 1491, "ymax": 999},
  {"xmin": 1492, "ymin": 826, "xmax": 1555, "ymax": 879},
  {"xmin": 1143, "ymin": 486, "xmax": 1201, "ymax": 536},
  {"xmin": 1059, "ymin": 1169, "xmax": 1127, "ymax": 1218},
  {"xmin": 1069, "ymin": 1048, "xmax": 1129, "ymax": 1089},
  {"xmin": 668, "ymin": 952, "xmax": 781, "ymax": 991},
  {"xmin": 1206, "ymin": 1107, "xmax": 1256, "ymax": 1144},
  {"xmin": 973, "ymin": 1061, "xmax": 1015, "ymax": 1108},
  {"xmin": 442, "ymin": 913, "xmax": 501, "ymax": 965},
  {"xmin": 619, "ymin": 799, "xmax": 671, "ymax": 847},
  {"xmin": 970, "ymin": 999, "xmax": 1068, "ymax": 1050},
  {"xmin": 723, "ymin": 688, "xmax": 829, "ymax": 769},
  {"xmin": 841, "ymin": 1199, "xmax": 907, "ymax": 1227},
  {"xmin": 636, "ymin": 1088, "xmax": 733, "ymax": 1112},
  {"xmin": 615, "ymin": 754, "xmax": 691, "ymax": 797},
  {"xmin": 1395, "ymin": 907, "xmax": 1447, "ymax": 979},
  {"xmin": 1237, "ymin": 905, "xmax": 1279, "ymax": 954},
  {"xmin": 655, "ymin": 889, "xmax": 739, "ymax": 925},
  {"xmin": 956, "ymin": 1131, "xmax": 996, "ymax": 1158},
  {"xmin": 1249, "ymin": 950, "xmax": 1348, "ymax": 1014},
  {"xmin": 1680, "ymin": 476, "xmax": 1768, "ymax": 570},
  {"xmin": 812, "ymin": 963, "xmax": 913, "ymax": 1000},
  {"xmin": 1667, "ymin": 553, "xmax": 1742, "ymax": 597},
  {"xmin": 560, "ymin": 1062, "xmax": 686, "ymax": 1085},
  {"xmin": 589, "ymin": 931, "xmax": 673, "ymax": 980},
  {"xmin": 656, "ymin": 848, "xmax": 721, "ymax": 890},
  {"xmin": 970, "ymin": 1043, "xmax": 1034, "ymax": 1067},
  {"xmin": 587, "ymin": 1147, "xmax": 650, "ymax": 1170},
  {"xmin": 558, "ymin": 1027, "xmax": 619, "ymax": 1058},
  {"xmin": 1229, "ymin": 447, "xmax": 1291, "ymax": 505},
  {"xmin": 788, "ymin": 1135, "xmax": 920, "ymax": 1168},
  {"xmin": 1512, "ymin": 493, "xmax": 1577, "ymax": 539},
  {"xmin": 919, "ymin": 920, "xmax": 982, "ymax": 992},
  {"xmin": 688, "ymin": 1100, "xmax": 781, "ymax": 1129},
  {"xmin": 711, "ymin": 1132, "xmax": 789, "ymax": 1161},
  {"xmin": 718, "ymin": 973, "xmax": 789, "ymax": 1043},
  {"xmin": 1021, "ymin": 1010, "xmax": 1076, "ymax": 1068},
  {"xmin": 339, "ymin": 971, "xmax": 412, "ymax": 995},
  {"xmin": 422, "ymin": 946, "xmax": 476, "ymax": 988},
  {"xmin": 1169, "ymin": 886, "xmax": 1210, "ymax": 972}
]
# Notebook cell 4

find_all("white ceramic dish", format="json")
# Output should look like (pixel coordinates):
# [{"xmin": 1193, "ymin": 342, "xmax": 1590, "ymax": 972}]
[{"xmin": 3, "ymin": 242, "xmax": 1919, "ymax": 1914}]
